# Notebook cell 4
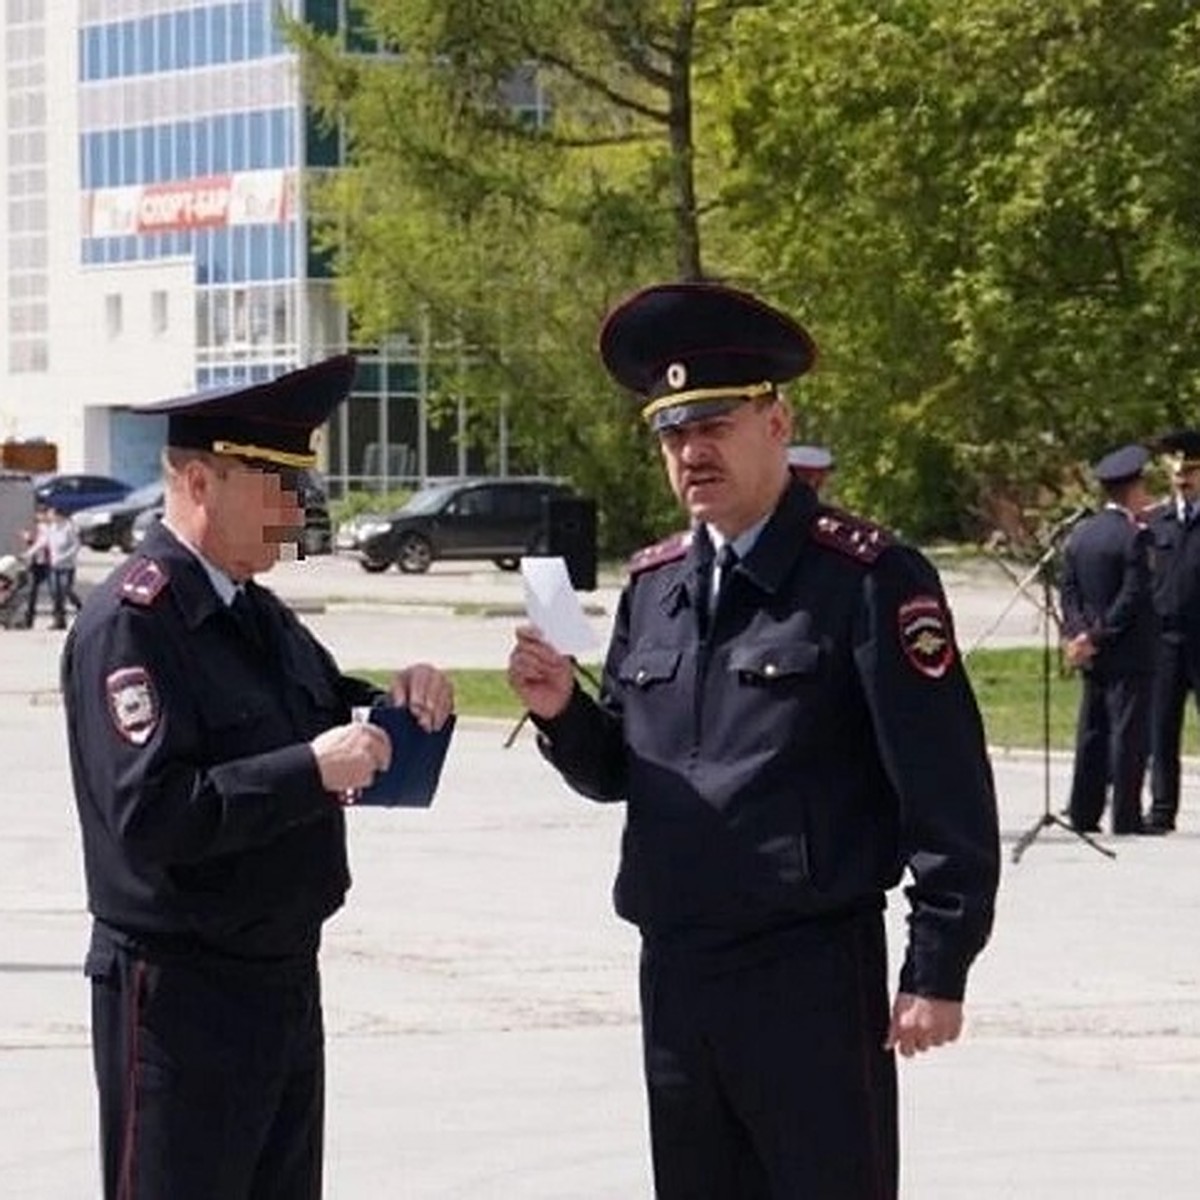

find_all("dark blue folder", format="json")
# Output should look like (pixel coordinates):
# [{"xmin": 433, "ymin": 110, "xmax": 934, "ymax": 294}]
[{"xmin": 356, "ymin": 706, "xmax": 456, "ymax": 808}]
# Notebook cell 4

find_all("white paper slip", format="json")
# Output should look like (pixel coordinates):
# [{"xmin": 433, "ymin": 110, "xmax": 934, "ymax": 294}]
[{"xmin": 520, "ymin": 556, "xmax": 600, "ymax": 656}]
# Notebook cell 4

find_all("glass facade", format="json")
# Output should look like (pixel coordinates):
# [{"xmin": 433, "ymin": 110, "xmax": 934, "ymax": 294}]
[
  {"xmin": 7, "ymin": 0, "xmax": 49, "ymax": 373},
  {"xmin": 70, "ymin": 1, "xmax": 510, "ymax": 492}
]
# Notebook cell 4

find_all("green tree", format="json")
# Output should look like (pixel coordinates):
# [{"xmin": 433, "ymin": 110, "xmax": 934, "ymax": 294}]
[
  {"xmin": 714, "ymin": 0, "xmax": 1200, "ymax": 539},
  {"xmin": 293, "ymin": 1, "xmax": 769, "ymax": 554}
]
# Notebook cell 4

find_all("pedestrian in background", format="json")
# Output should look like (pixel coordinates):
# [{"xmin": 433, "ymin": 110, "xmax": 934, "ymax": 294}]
[
  {"xmin": 1059, "ymin": 444, "xmax": 1157, "ymax": 835},
  {"xmin": 44, "ymin": 505, "xmax": 83, "ymax": 629},
  {"xmin": 508, "ymin": 281, "xmax": 1000, "ymax": 1199},
  {"xmin": 20, "ymin": 504, "xmax": 51, "ymax": 628},
  {"xmin": 1144, "ymin": 429, "xmax": 1200, "ymax": 833},
  {"xmin": 61, "ymin": 356, "xmax": 456, "ymax": 1200}
]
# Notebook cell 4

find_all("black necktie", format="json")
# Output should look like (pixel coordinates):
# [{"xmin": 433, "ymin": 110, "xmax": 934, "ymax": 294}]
[
  {"xmin": 713, "ymin": 543, "xmax": 739, "ymax": 612},
  {"xmin": 229, "ymin": 588, "xmax": 265, "ymax": 648}
]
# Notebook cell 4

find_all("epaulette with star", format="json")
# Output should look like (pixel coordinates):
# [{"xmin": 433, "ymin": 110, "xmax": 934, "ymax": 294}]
[
  {"xmin": 119, "ymin": 558, "xmax": 169, "ymax": 606},
  {"xmin": 627, "ymin": 529, "xmax": 693, "ymax": 576},
  {"xmin": 810, "ymin": 507, "xmax": 891, "ymax": 564}
]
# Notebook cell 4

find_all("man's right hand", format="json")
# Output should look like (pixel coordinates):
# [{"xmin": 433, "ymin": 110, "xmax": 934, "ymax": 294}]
[
  {"xmin": 507, "ymin": 625, "xmax": 575, "ymax": 719},
  {"xmin": 310, "ymin": 722, "xmax": 392, "ymax": 793}
]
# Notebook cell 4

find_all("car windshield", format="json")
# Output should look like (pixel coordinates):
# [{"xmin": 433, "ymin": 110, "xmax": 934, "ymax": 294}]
[{"xmin": 395, "ymin": 483, "xmax": 460, "ymax": 517}]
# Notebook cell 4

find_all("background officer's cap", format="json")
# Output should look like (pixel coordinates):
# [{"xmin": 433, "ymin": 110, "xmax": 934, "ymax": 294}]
[
  {"xmin": 787, "ymin": 444, "xmax": 834, "ymax": 471},
  {"xmin": 1092, "ymin": 443, "xmax": 1149, "ymax": 486},
  {"xmin": 1157, "ymin": 429, "xmax": 1200, "ymax": 471},
  {"xmin": 599, "ymin": 281, "xmax": 816, "ymax": 432},
  {"xmin": 131, "ymin": 354, "xmax": 357, "ymax": 470}
]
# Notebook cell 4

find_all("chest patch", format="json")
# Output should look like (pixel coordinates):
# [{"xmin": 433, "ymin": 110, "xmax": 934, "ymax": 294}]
[
  {"xmin": 106, "ymin": 666, "xmax": 160, "ymax": 746},
  {"xmin": 898, "ymin": 596, "xmax": 954, "ymax": 679}
]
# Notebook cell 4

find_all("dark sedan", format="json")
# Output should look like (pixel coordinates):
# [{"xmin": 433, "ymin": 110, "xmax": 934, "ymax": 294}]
[
  {"xmin": 73, "ymin": 481, "xmax": 165, "ymax": 552},
  {"xmin": 34, "ymin": 472, "xmax": 133, "ymax": 515},
  {"xmin": 354, "ymin": 477, "xmax": 572, "ymax": 573}
]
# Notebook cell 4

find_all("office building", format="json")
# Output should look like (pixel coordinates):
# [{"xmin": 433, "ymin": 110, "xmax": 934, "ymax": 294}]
[{"xmin": 1, "ymin": 1, "xmax": 536, "ymax": 492}]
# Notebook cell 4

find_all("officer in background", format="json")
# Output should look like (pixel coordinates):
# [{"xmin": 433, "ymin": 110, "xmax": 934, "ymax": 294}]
[
  {"xmin": 1059, "ymin": 444, "xmax": 1156, "ymax": 835},
  {"xmin": 1145, "ymin": 429, "xmax": 1200, "ymax": 833},
  {"xmin": 787, "ymin": 442, "xmax": 835, "ymax": 493},
  {"xmin": 61, "ymin": 356, "xmax": 455, "ymax": 1200},
  {"xmin": 507, "ymin": 282, "xmax": 1000, "ymax": 1199}
]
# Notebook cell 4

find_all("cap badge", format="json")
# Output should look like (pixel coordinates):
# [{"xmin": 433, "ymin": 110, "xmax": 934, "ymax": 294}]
[{"xmin": 666, "ymin": 362, "xmax": 688, "ymax": 390}]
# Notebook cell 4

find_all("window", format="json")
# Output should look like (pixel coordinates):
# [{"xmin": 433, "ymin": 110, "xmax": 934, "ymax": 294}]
[
  {"xmin": 105, "ymin": 292, "xmax": 123, "ymax": 338},
  {"xmin": 151, "ymin": 289, "xmax": 168, "ymax": 335}
]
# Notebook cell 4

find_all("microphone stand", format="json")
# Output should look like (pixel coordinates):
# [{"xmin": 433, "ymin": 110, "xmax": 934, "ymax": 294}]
[{"xmin": 1008, "ymin": 511, "xmax": 1116, "ymax": 864}]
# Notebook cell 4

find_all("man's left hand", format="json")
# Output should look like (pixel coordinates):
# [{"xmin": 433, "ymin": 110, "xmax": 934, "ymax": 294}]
[
  {"xmin": 390, "ymin": 664, "xmax": 455, "ymax": 731},
  {"xmin": 884, "ymin": 993, "xmax": 964, "ymax": 1058}
]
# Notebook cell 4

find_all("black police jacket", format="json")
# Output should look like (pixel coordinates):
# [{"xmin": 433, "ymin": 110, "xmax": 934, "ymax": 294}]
[
  {"xmin": 61, "ymin": 522, "xmax": 382, "ymax": 959},
  {"xmin": 1059, "ymin": 507, "xmax": 1155, "ymax": 676},
  {"xmin": 535, "ymin": 482, "xmax": 999, "ymax": 1000},
  {"xmin": 1147, "ymin": 502, "xmax": 1200, "ymax": 646}
]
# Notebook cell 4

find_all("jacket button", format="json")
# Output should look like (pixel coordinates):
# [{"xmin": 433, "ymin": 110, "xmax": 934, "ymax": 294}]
[
  {"xmin": 636, "ymin": 669, "xmax": 648, "ymax": 684},
  {"xmin": 763, "ymin": 662, "xmax": 778, "ymax": 677}
]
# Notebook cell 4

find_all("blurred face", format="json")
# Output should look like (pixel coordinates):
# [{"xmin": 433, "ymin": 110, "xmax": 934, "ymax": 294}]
[
  {"xmin": 175, "ymin": 455, "xmax": 303, "ymax": 581},
  {"xmin": 657, "ymin": 397, "xmax": 793, "ymax": 537}
]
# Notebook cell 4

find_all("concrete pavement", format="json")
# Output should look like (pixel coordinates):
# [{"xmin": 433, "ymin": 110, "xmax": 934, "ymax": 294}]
[{"xmin": 2, "ymin": 551, "xmax": 1198, "ymax": 1197}]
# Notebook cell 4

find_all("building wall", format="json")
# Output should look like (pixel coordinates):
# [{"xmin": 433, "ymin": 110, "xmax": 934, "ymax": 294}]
[{"xmin": 0, "ymin": 2, "xmax": 518, "ymax": 490}]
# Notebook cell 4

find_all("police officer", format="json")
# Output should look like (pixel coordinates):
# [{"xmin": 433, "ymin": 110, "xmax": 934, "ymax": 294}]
[
  {"xmin": 1145, "ymin": 429, "xmax": 1200, "ymax": 833},
  {"xmin": 1059, "ymin": 444, "xmax": 1156, "ymax": 835},
  {"xmin": 507, "ymin": 282, "xmax": 1000, "ymax": 1200},
  {"xmin": 787, "ymin": 442, "xmax": 835, "ymax": 493},
  {"xmin": 61, "ymin": 356, "xmax": 454, "ymax": 1200}
]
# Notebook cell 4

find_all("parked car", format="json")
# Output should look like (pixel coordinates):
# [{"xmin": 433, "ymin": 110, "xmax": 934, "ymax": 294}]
[
  {"xmin": 128, "ymin": 469, "xmax": 332, "ymax": 555},
  {"xmin": 353, "ymin": 477, "xmax": 573, "ymax": 574},
  {"xmin": 73, "ymin": 481, "xmax": 165, "ymax": 552},
  {"xmin": 33, "ymin": 472, "xmax": 133, "ymax": 515}
]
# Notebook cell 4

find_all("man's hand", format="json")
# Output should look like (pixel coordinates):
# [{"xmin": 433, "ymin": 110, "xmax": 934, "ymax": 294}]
[
  {"xmin": 1062, "ymin": 632, "xmax": 1095, "ymax": 669},
  {"xmin": 884, "ymin": 993, "xmax": 964, "ymax": 1058},
  {"xmin": 389, "ymin": 664, "xmax": 455, "ymax": 732},
  {"xmin": 311, "ymin": 722, "xmax": 392, "ymax": 794},
  {"xmin": 508, "ymin": 625, "xmax": 575, "ymax": 719}
]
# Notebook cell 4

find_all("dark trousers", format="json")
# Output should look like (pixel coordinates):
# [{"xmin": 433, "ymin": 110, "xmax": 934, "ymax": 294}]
[
  {"xmin": 50, "ymin": 565, "xmax": 82, "ymax": 627},
  {"xmin": 1149, "ymin": 636, "xmax": 1200, "ymax": 826},
  {"xmin": 86, "ymin": 932, "xmax": 325, "ymax": 1200},
  {"xmin": 640, "ymin": 912, "xmax": 897, "ymax": 1200},
  {"xmin": 23, "ymin": 562, "xmax": 47, "ymax": 626},
  {"xmin": 1067, "ymin": 670, "xmax": 1150, "ymax": 833}
]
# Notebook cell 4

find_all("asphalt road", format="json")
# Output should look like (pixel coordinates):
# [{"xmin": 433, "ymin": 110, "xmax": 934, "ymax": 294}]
[{"xmin": 2, "ymin": 549, "xmax": 1197, "ymax": 1197}]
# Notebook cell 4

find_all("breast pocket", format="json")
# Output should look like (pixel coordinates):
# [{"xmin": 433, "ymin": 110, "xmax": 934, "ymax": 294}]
[
  {"xmin": 727, "ymin": 639, "xmax": 823, "ymax": 688},
  {"xmin": 618, "ymin": 648, "xmax": 682, "ymax": 691}
]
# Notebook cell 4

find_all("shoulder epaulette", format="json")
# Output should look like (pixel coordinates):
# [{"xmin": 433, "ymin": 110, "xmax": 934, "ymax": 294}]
[
  {"xmin": 627, "ymin": 529, "xmax": 692, "ymax": 576},
  {"xmin": 119, "ymin": 558, "xmax": 169, "ymax": 606},
  {"xmin": 810, "ymin": 507, "xmax": 891, "ymax": 564}
]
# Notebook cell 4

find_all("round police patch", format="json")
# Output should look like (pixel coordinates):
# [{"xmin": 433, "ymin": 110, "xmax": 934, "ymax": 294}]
[
  {"xmin": 106, "ymin": 667, "xmax": 159, "ymax": 746},
  {"xmin": 898, "ymin": 596, "xmax": 954, "ymax": 679}
]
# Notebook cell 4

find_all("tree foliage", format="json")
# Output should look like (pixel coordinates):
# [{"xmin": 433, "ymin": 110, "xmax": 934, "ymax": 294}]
[
  {"xmin": 714, "ymin": 0, "xmax": 1200, "ymax": 539},
  {"xmin": 296, "ymin": 0, "xmax": 1200, "ymax": 549},
  {"xmin": 293, "ymin": 0, "xmax": 767, "ymax": 552}
]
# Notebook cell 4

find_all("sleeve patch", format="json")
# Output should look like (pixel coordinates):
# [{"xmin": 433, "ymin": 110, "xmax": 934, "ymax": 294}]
[
  {"xmin": 106, "ymin": 667, "xmax": 160, "ymax": 745},
  {"xmin": 898, "ymin": 596, "xmax": 955, "ymax": 679},
  {"xmin": 120, "ymin": 559, "xmax": 168, "ymax": 606}
]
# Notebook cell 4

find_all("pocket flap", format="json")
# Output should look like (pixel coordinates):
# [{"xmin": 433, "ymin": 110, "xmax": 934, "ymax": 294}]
[
  {"xmin": 618, "ymin": 649, "xmax": 681, "ymax": 688},
  {"xmin": 728, "ymin": 640, "xmax": 821, "ymax": 680}
]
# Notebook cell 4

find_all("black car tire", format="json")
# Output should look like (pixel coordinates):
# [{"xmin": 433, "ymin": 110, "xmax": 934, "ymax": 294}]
[
  {"xmin": 396, "ymin": 533, "xmax": 433, "ymax": 574},
  {"xmin": 359, "ymin": 556, "xmax": 393, "ymax": 574},
  {"xmin": 493, "ymin": 557, "xmax": 520, "ymax": 572}
]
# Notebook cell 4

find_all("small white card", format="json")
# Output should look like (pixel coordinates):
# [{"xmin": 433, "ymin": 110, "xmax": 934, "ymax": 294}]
[{"xmin": 520, "ymin": 556, "xmax": 600, "ymax": 656}]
